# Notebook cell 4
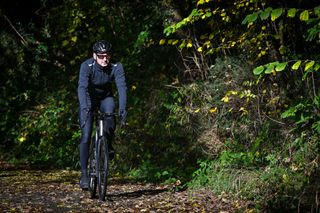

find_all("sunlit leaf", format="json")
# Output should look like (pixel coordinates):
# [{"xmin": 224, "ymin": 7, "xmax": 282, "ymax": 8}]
[
  {"xmin": 239, "ymin": 107, "xmax": 248, "ymax": 115},
  {"xmin": 271, "ymin": 8, "xmax": 283, "ymax": 21},
  {"xmin": 282, "ymin": 174, "xmax": 289, "ymax": 182},
  {"xmin": 179, "ymin": 40, "xmax": 186, "ymax": 49},
  {"xmin": 300, "ymin": 10, "xmax": 309, "ymax": 21},
  {"xmin": 159, "ymin": 39, "xmax": 166, "ymax": 45},
  {"xmin": 209, "ymin": 107, "xmax": 217, "ymax": 113},
  {"xmin": 242, "ymin": 13, "xmax": 258, "ymax": 24},
  {"xmin": 205, "ymin": 12, "xmax": 212, "ymax": 18},
  {"xmin": 275, "ymin": 62, "xmax": 287, "ymax": 71},
  {"xmin": 221, "ymin": 96, "xmax": 229, "ymax": 103},
  {"xmin": 247, "ymin": 13, "xmax": 258, "ymax": 23},
  {"xmin": 253, "ymin": 66, "xmax": 265, "ymax": 75},
  {"xmin": 197, "ymin": 0, "xmax": 208, "ymax": 5},
  {"xmin": 265, "ymin": 64, "xmax": 275, "ymax": 74},
  {"xmin": 260, "ymin": 8, "xmax": 271, "ymax": 20},
  {"xmin": 292, "ymin": 60, "xmax": 302, "ymax": 70},
  {"xmin": 287, "ymin": 8, "xmax": 297, "ymax": 18},
  {"xmin": 18, "ymin": 136, "xmax": 26, "ymax": 142},
  {"xmin": 304, "ymin": 60, "xmax": 315, "ymax": 71},
  {"xmin": 71, "ymin": 36, "xmax": 77, "ymax": 42},
  {"xmin": 172, "ymin": 40, "xmax": 179, "ymax": 45},
  {"xmin": 241, "ymin": 16, "xmax": 248, "ymax": 25}
]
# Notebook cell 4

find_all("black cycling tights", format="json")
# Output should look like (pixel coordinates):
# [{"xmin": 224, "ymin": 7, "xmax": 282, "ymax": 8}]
[{"xmin": 79, "ymin": 97, "xmax": 115, "ymax": 171}]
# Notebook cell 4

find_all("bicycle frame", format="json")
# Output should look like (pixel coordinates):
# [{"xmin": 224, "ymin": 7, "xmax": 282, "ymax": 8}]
[{"xmin": 94, "ymin": 111, "xmax": 115, "ymax": 153}]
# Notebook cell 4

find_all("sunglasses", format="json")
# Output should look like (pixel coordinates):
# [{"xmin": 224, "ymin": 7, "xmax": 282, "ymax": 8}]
[{"xmin": 96, "ymin": 54, "xmax": 111, "ymax": 59}]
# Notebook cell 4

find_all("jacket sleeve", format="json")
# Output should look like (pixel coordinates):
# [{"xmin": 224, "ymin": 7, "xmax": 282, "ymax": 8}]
[
  {"xmin": 77, "ymin": 62, "xmax": 91, "ymax": 110},
  {"xmin": 114, "ymin": 62, "xmax": 127, "ymax": 111}
]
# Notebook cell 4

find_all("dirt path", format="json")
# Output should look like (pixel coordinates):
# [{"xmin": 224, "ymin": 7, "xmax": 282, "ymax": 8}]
[{"xmin": 0, "ymin": 166, "xmax": 248, "ymax": 212}]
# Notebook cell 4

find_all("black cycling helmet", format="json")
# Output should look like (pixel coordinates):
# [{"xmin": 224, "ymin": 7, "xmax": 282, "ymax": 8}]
[{"xmin": 92, "ymin": 40, "xmax": 113, "ymax": 54}]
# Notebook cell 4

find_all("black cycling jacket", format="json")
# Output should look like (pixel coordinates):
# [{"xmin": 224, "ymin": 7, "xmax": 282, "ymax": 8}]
[{"xmin": 77, "ymin": 58, "xmax": 127, "ymax": 111}]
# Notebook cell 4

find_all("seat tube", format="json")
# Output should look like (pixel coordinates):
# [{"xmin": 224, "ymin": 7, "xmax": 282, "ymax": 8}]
[{"xmin": 99, "ymin": 118, "xmax": 103, "ymax": 137}]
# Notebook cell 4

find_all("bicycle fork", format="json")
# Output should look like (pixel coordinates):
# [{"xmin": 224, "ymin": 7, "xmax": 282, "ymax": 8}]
[{"xmin": 94, "ymin": 119, "xmax": 104, "ymax": 176}]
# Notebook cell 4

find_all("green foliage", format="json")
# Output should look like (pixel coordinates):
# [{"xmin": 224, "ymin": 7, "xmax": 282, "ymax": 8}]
[
  {"xmin": 189, "ymin": 161, "xmax": 264, "ymax": 201},
  {"xmin": 281, "ymin": 94, "xmax": 320, "ymax": 134},
  {"xmin": 159, "ymin": 0, "xmax": 320, "ymax": 210},
  {"xmin": 11, "ymin": 90, "xmax": 79, "ymax": 166},
  {"xmin": 189, "ymin": 157, "xmax": 311, "ymax": 210}
]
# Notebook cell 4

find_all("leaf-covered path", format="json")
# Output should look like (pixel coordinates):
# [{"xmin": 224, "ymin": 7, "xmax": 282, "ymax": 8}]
[{"xmin": 0, "ymin": 164, "xmax": 247, "ymax": 212}]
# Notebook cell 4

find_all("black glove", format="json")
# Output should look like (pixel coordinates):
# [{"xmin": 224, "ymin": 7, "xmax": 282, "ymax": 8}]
[{"xmin": 119, "ymin": 109, "xmax": 127, "ymax": 127}]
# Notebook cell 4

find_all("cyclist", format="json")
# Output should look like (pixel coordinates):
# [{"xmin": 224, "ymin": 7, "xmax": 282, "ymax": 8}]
[{"xmin": 77, "ymin": 40, "xmax": 127, "ymax": 189}]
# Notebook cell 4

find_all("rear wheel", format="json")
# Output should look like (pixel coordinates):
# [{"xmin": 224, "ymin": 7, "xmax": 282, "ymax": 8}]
[
  {"xmin": 88, "ymin": 137, "xmax": 97, "ymax": 198},
  {"xmin": 97, "ymin": 136, "xmax": 109, "ymax": 201}
]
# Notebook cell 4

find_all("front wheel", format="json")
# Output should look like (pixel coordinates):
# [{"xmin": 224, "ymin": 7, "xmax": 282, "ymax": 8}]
[
  {"xmin": 88, "ymin": 137, "xmax": 97, "ymax": 198},
  {"xmin": 97, "ymin": 136, "xmax": 109, "ymax": 201}
]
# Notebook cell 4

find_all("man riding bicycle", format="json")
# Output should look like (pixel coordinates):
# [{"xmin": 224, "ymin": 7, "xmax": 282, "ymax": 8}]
[{"xmin": 77, "ymin": 40, "xmax": 127, "ymax": 189}]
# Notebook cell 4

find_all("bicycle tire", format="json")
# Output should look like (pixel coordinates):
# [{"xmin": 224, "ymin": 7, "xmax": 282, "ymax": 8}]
[
  {"xmin": 97, "ymin": 136, "xmax": 109, "ymax": 201},
  {"xmin": 88, "ymin": 137, "xmax": 97, "ymax": 198}
]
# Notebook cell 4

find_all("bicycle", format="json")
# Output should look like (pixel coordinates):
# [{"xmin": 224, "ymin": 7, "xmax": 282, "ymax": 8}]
[{"xmin": 88, "ymin": 111, "xmax": 115, "ymax": 201}]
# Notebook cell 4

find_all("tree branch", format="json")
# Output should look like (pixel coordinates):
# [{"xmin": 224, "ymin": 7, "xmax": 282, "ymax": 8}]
[{"xmin": 2, "ymin": 15, "xmax": 28, "ymax": 46}]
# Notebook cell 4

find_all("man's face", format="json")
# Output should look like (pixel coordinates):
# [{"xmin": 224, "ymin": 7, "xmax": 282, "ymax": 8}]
[{"xmin": 94, "ymin": 53, "xmax": 111, "ymax": 67}]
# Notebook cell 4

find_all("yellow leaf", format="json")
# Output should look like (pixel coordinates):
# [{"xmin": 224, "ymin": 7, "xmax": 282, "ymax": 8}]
[
  {"xmin": 172, "ymin": 40, "xmax": 179, "ymax": 45},
  {"xmin": 18, "ymin": 136, "xmax": 26, "ymax": 142},
  {"xmin": 197, "ymin": 47, "xmax": 203, "ymax": 52},
  {"xmin": 226, "ymin": 90, "xmax": 238, "ymax": 95},
  {"xmin": 209, "ymin": 107, "xmax": 218, "ymax": 113},
  {"xmin": 197, "ymin": 0, "xmax": 204, "ymax": 5},
  {"xmin": 187, "ymin": 42, "xmax": 193, "ymax": 48},
  {"xmin": 300, "ymin": 10, "xmax": 309, "ymax": 21},
  {"xmin": 305, "ymin": 60, "xmax": 315, "ymax": 71},
  {"xmin": 194, "ymin": 108, "xmax": 200, "ymax": 113},
  {"xmin": 71, "ymin": 36, "xmax": 77, "ymax": 42},
  {"xmin": 131, "ymin": 85, "xmax": 137, "ymax": 90},
  {"xmin": 292, "ymin": 60, "xmax": 301, "ymax": 70},
  {"xmin": 221, "ymin": 96, "xmax": 229, "ymax": 103},
  {"xmin": 159, "ymin": 39, "xmax": 166, "ymax": 45}
]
